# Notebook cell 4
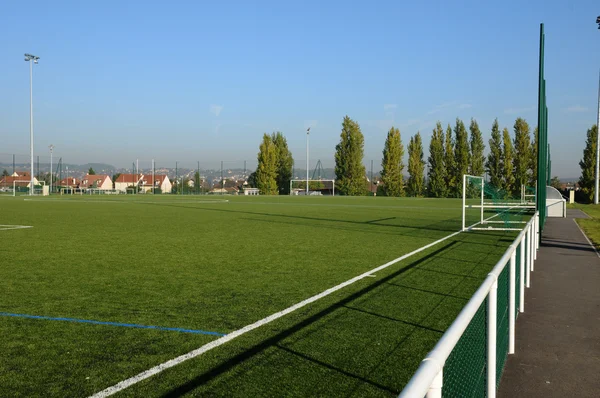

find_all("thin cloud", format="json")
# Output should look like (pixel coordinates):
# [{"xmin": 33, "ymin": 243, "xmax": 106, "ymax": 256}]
[
  {"xmin": 503, "ymin": 106, "xmax": 536, "ymax": 115},
  {"xmin": 209, "ymin": 104, "xmax": 223, "ymax": 117},
  {"xmin": 383, "ymin": 104, "xmax": 397, "ymax": 111},
  {"xmin": 427, "ymin": 101, "xmax": 471, "ymax": 115},
  {"xmin": 565, "ymin": 105, "xmax": 588, "ymax": 113}
]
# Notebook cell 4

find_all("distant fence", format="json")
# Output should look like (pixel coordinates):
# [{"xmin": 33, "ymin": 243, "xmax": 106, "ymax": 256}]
[{"xmin": 399, "ymin": 212, "xmax": 539, "ymax": 398}]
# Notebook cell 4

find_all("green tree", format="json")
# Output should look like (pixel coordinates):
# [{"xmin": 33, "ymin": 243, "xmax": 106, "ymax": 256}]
[
  {"xmin": 88, "ymin": 167, "xmax": 96, "ymax": 175},
  {"xmin": 444, "ymin": 124, "xmax": 457, "ymax": 196},
  {"xmin": 513, "ymin": 117, "xmax": 531, "ymax": 192},
  {"xmin": 502, "ymin": 127, "xmax": 516, "ymax": 195},
  {"xmin": 530, "ymin": 127, "xmax": 538, "ymax": 187},
  {"xmin": 579, "ymin": 125, "xmax": 598, "ymax": 202},
  {"xmin": 247, "ymin": 171, "xmax": 257, "ymax": 188},
  {"xmin": 111, "ymin": 173, "xmax": 121, "ymax": 189},
  {"xmin": 454, "ymin": 118, "xmax": 470, "ymax": 195},
  {"xmin": 407, "ymin": 132, "xmax": 425, "ymax": 196},
  {"xmin": 272, "ymin": 132, "xmax": 294, "ymax": 195},
  {"xmin": 469, "ymin": 118, "xmax": 485, "ymax": 176},
  {"xmin": 194, "ymin": 171, "xmax": 201, "ymax": 194},
  {"xmin": 428, "ymin": 122, "xmax": 446, "ymax": 197},
  {"xmin": 486, "ymin": 119, "xmax": 503, "ymax": 189},
  {"xmin": 334, "ymin": 116, "xmax": 367, "ymax": 196},
  {"xmin": 380, "ymin": 126, "xmax": 405, "ymax": 197},
  {"xmin": 256, "ymin": 133, "xmax": 278, "ymax": 195},
  {"xmin": 2, "ymin": 169, "xmax": 8, "ymax": 177},
  {"xmin": 549, "ymin": 176, "xmax": 561, "ymax": 190}
]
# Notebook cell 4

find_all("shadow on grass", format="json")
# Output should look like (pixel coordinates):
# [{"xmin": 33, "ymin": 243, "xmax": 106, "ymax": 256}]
[
  {"xmin": 142, "ymin": 202, "xmax": 463, "ymax": 236},
  {"xmin": 161, "ymin": 241, "xmax": 458, "ymax": 397}
]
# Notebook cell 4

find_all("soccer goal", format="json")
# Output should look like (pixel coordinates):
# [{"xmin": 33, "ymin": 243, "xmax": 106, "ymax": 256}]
[
  {"xmin": 462, "ymin": 175, "xmax": 535, "ymax": 231},
  {"xmin": 290, "ymin": 179, "xmax": 335, "ymax": 196}
]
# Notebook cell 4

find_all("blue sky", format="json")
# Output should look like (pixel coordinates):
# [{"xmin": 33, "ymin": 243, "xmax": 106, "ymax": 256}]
[{"xmin": 1, "ymin": 0, "xmax": 599, "ymax": 177}]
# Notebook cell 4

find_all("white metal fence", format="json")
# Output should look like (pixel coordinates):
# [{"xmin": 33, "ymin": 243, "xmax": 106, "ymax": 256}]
[{"xmin": 399, "ymin": 211, "xmax": 539, "ymax": 398}]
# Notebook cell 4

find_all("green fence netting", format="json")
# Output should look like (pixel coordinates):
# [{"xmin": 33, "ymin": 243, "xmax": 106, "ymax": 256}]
[
  {"xmin": 496, "ymin": 265, "xmax": 510, "ymax": 387},
  {"xmin": 442, "ymin": 299, "xmax": 487, "ymax": 397}
]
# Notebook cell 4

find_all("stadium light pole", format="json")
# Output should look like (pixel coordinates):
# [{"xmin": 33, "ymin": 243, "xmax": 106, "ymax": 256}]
[
  {"xmin": 25, "ymin": 53, "xmax": 40, "ymax": 195},
  {"xmin": 49, "ymin": 144, "xmax": 54, "ymax": 194},
  {"xmin": 306, "ymin": 127, "xmax": 310, "ymax": 195},
  {"xmin": 596, "ymin": 15, "xmax": 600, "ymax": 204}
]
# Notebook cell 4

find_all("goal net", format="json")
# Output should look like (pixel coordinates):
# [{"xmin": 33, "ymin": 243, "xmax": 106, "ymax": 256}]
[
  {"xmin": 290, "ymin": 179, "xmax": 335, "ymax": 196},
  {"xmin": 462, "ymin": 175, "xmax": 535, "ymax": 231}
]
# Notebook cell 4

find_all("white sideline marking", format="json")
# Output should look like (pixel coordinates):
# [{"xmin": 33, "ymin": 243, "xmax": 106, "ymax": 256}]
[
  {"xmin": 91, "ymin": 213, "xmax": 503, "ymax": 398},
  {"xmin": 0, "ymin": 225, "xmax": 33, "ymax": 231},
  {"xmin": 23, "ymin": 198, "xmax": 229, "ymax": 204},
  {"xmin": 573, "ymin": 219, "xmax": 600, "ymax": 259}
]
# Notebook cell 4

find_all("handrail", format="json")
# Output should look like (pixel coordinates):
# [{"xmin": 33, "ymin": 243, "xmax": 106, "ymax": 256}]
[{"xmin": 399, "ymin": 211, "xmax": 538, "ymax": 398}]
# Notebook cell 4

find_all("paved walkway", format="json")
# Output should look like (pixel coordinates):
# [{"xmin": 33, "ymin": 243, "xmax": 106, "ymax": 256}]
[{"xmin": 498, "ymin": 209, "xmax": 600, "ymax": 398}]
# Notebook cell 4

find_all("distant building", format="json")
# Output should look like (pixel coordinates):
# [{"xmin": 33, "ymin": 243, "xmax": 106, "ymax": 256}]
[
  {"xmin": 114, "ymin": 174, "xmax": 143, "ymax": 193},
  {"xmin": 79, "ymin": 174, "xmax": 112, "ymax": 191},
  {"xmin": 58, "ymin": 177, "xmax": 78, "ymax": 188},
  {"xmin": 243, "ymin": 187, "xmax": 259, "ymax": 196},
  {"xmin": 139, "ymin": 174, "xmax": 172, "ymax": 193},
  {"xmin": 0, "ymin": 171, "xmax": 39, "ymax": 189}
]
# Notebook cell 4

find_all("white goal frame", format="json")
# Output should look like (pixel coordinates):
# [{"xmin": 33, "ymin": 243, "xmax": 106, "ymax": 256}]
[
  {"xmin": 462, "ymin": 174, "xmax": 535, "ymax": 231},
  {"xmin": 290, "ymin": 179, "xmax": 336, "ymax": 196}
]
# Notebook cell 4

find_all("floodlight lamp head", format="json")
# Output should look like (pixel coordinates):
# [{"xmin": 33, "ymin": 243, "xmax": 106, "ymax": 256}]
[{"xmin": 307, "ymin": 127, "xmax": 311, "ymax": 133}]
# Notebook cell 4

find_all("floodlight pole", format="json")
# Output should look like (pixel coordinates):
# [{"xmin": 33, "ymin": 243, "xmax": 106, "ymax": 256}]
[
  {"xmin": 306, "ymin": 128, "xmax": 310, "ymax": 195},
  {"xmin": 49, "ymin": 144, "xmax": 54, "ymax": 194},
  {"xmin": 25, "ymin": 53, "xmax": 39, "ymax": 195},
  {"xmin": 596, "ymin": 68, "xmax": 600, "ymax": 204},
  {"xmin": 595, "ymin": 17, "xmax": 600, "ymax": 204}
]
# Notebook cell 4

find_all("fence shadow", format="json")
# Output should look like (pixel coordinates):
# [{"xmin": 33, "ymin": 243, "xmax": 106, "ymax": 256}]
[{"xmin": 161, "ymin": 241, "xmax": 459, "ymax": 397}]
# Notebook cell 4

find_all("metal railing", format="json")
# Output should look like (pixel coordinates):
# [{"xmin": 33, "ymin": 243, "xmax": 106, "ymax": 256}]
[{"xmin": 399, "ymin": 211, "xmax": 539, "ymax": 398}]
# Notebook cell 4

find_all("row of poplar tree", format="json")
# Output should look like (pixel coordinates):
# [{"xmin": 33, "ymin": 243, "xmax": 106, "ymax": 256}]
[{"xmin": 253, "ymin": 116, "xmax": 539, "ymax": 197}]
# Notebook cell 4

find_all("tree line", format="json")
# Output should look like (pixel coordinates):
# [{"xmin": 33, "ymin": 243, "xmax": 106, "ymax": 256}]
[{"xmin": 253, "ymin": 115, "xmax": 540, "ymax": 197}]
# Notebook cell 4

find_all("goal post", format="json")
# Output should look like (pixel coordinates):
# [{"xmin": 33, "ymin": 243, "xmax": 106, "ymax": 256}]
[
  {"xmin": 290, "ymin": 179, "xmax": 335, "ymax": 196},
  {"xmin": 462, "ymin": 174, "xmax": 536, "ymax": 231},
  {"xmin": 462, "ymin": 175, "xmax": 485, "ymax": 230}
]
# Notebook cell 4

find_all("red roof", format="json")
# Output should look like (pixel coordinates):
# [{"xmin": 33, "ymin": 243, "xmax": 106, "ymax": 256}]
[
  {"xmin": 0, "ymin": 176, "xmax": 34, "ymax": 187},
  {"xmin": 58, "ymin": 177, "xmax": 78, "ymax": 187},
  {"xmin": 115, "ymin": 174, "xmax": 142, "ymax": 184},
  {"xmin": 140, "ymin": 174, "xmax": 168, "ymax": 186},
  {"xmin": 80, "ymin": 174, "xmax": 111, "ymax": 188}
]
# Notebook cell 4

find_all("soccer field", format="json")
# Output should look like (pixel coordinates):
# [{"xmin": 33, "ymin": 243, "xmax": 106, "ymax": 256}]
[{"xmin": 0, "ymin": 195, "xmax": 520, "ymax": 397}]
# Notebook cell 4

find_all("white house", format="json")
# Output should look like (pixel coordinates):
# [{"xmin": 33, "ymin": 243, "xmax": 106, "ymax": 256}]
[
  {"xmin": 115, "ymin": 174, "xmax": 143, "ymax": 193},
  {"xmin": 79, "ymin": 174, "xmax": 113, "ymax": 191},
  {"xmin": 139, "ymin": 174, "xmax": 172, "ymax": 194}
]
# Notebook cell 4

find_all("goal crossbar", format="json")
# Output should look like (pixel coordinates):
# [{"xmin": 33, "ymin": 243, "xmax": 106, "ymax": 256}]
[{"xmin": 462, "ymin": 175, "xmax": 534, "ymax": 231}]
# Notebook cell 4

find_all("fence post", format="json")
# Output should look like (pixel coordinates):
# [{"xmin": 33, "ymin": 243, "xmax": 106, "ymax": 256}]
[
  {"xmin": 426, "ymin": 369, "xmax": 443, "ymax": 398},
  {"xmin": 526, "ymin": 226, "xmax": 531, "ymax": 288},
  {"xmin": 462, "ymin": 174, "xmax": 466, "ymax": 231},
  {"xmin": 533, "ymin": 214, "xmax": 539, "ymax": 260},
  {"xmin": 487, "ymin": 278, "xmax": 498, "ymax": 398},
  {"xmin": 509, "ymin": 250, "xmax": 516, "ymax": 354},
  {"xmin": 531, "ymin": 221, "xmax": 535, "ymax": 272},
  {"xmin": 519, "ymin": 235, "xmax": 525, "ymax": 312}
]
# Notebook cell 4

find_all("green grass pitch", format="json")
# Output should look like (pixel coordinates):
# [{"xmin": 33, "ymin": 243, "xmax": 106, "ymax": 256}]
[{"xmin": 0, "ymin": 195, "xmax": 519, "ymax": 397}]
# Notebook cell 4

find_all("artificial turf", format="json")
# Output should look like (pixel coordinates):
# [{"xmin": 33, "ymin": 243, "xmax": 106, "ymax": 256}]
[{"xmin": 0, "ymin": 194, "xmax": 520, "ymax": 397}]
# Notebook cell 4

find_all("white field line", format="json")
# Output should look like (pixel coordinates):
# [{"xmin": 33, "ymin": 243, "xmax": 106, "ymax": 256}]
[
  {"xmin": 90, "ymin": 214, "xmax": 501, "ymax": 398},
  {"xmin": 0, "ymin": 225, "xmax": 33, "ymax": 231},
  {"xmin": 21, "ymin": 197, "xmax": 458, "ymax": 211},
  {"xmin": 23, "ymin": 198, "xmax": 229, "ymax": 204},
  {"xmin": 573, "ymin": 219, "xmax": 600, "ymax": 259}
]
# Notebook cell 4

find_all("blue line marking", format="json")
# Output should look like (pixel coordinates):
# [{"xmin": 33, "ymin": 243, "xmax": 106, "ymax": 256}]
[{"xmin": 0, "ymin": 312, "xmax": 226, "ymax": 336}]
